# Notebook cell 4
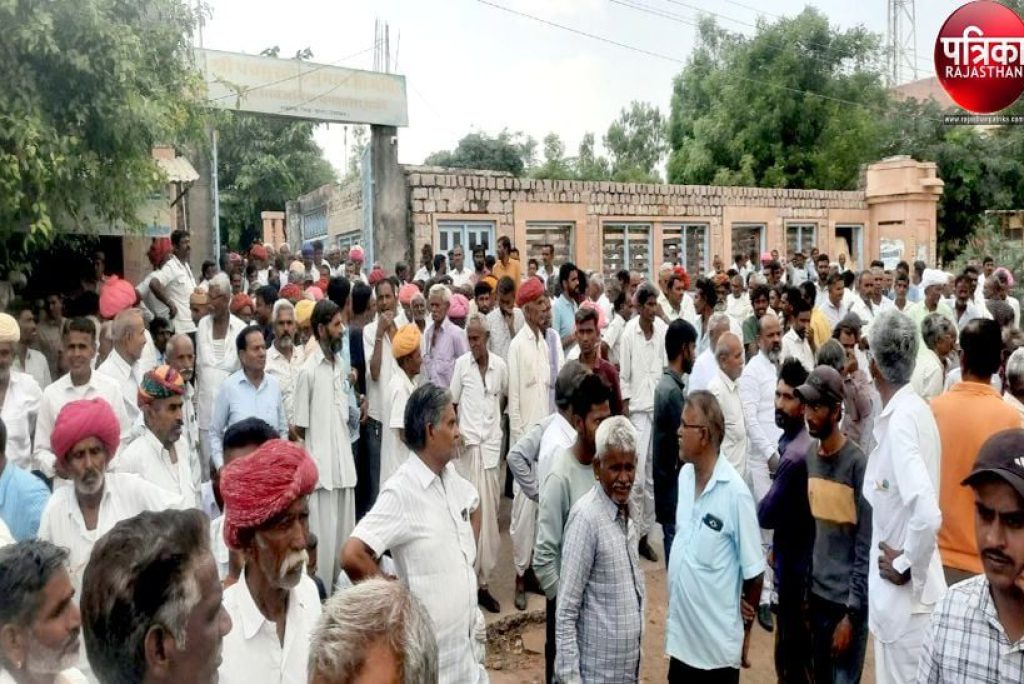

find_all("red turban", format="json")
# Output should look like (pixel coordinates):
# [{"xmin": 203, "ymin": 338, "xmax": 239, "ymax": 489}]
[
  {"xmin": 51, "ymin": 398, "xmax": 120, "ymax": 466},
  {"xmin": 279, "ymin": 283, "xmax": 303, "ymax": 302},
  {"xmin": 230, "ymin": 293, "xmax": 253, "ymax": 315},
  {"xmin": 516, "ymin": 276, "xmax": 545, "ymax": 307},
  {"xmin": 349, "ymin": 246, "xmax": 365, "ymax": 262},
  {"xmin": 250, "ymin": 244, "xmax": 268, "ymax": 262},
  {"xmin": 148, "ymin": 238, "xmax": 172, "ymax": 268},
  {"xmin": 99, "ymin": 276, "xmax": 138, "ymax": 319},
  {"xmin": 367, "ymin": 268, "xmax": 386, "ymax": 286},
  {"xmin": 672, "ymin": 266, "xmax": 691, "ymax": 291},
  {"xmin": 220, "ymin": 439, "xmax": 319, "ymax": 549}
]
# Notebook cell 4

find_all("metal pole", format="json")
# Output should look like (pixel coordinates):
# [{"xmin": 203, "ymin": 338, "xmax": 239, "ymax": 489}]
[{"xmin": 212, "ymin": 127, "xmax": 221, "ymax": 258}]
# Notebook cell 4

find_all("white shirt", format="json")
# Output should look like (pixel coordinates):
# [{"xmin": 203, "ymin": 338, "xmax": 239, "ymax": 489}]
[
  {"xmin": 381, "ymin": 370, "xmax": 418, "ymax": 487},
  {"xmin": 486, "ymin": 307, "xmax": 525, "ymax": 364},
  {"xmin": 707, "ymin": 369, "xmax": 747, "ymax": 477},
  {"xmin": 113, "ymin": 428, "xmax": 201, "ymax": 508},
  {"xmin": 96, "ymin": 349, "xmax": 143, "ymax": 425},
  {"xmin": 0, "ymin": 518, "xmax": 12, "ymax": 548},
  {"xmin": 160, "ymin": 255, "xmax": 197, "ymax": 334},
  {"xmin": 737, "ymin": 352, "xmax": 782, "ymax": 463},
  {"xmin": 537, "ymin": 412, "xmax": 577, "ymax": 488},
  {"xmin": 780, "ymin": 328, "xmax": 815, "ymax": 372},
  {"xmin": 819, "ymin": 297, "xmax": 850, "ymax": 330},
  {"xmin": 38, "ymin": 472, "xmax": 181, "ymax": 594},
  {"xmin": 219, "ymin": 571, "xmax": 322, "ymax": 684},
  {"xmin": 293, "ymin": 346, "xmax": 355, "ymax": 491},
  {"xmin": 351, "ymin": 456, "xmax": 486, "ymax": 683},
  {"xmin": 449, "ymin": 267, "xmax": 474, "ymax": 289},
  {"xmin": 688, "ymin": 348, "xmax": 716, "ymax": 392},
  {"xmin": 450, "ymin": 351, "xmax": 507, "ymax": 469},
  {"xmin": 864, "ymin": 384, "xmax": 946, "ymax": 643},
  {"xmin": 14, "ymin": 348, "xmax": 50, "ymax": 390},
  {"xmin": 619, "ymin": 317, "xmax": 668, "ymax": 414},
  {"xmin": 210, "ymin": 515, "xmax": 230, "ymax": 580},
  {"xmin": 0, "ymin": 669, "xmax": 86, "ymax": 684},
  {"xmin": 725, "ymin": 293, "xmax": 752, "ymax": 325},
  {"xmin": 33, "ymin": 371, "xmax": 131, "ymax": 477},
  {"xmin": 412, "ymin": 266, "xmax": 433, "ymax": 283},
  {"xmin": 508, "ymin": 324, "xmax": 563, "ymax": 442},
  {"xmin": 362, "ymin": 317, "xmax": 400, "ymax": 423},
  {"xmin": 601, "ymin": 313, "xmax": 627, "ymax": 366},
  {"xmin": 195, "ymin": 314, "xmax": 246, "ymax": 431},
  {"xmin": 1, "ymin": 371, "xmax": 42, "ymax": 469},
  {"xmin": 658, "ymin": 292, "xmax": 697, "ymax": 326},
  {"xmin": 266, "ymin": 343, "xmax": 306, "ymax": 426},
  {"xmin": 595, "ymin": 293, "xmax": 613, "ymax": 327},
  {"xmin": 138, "ymin": 269, "xmax": 171, "ymax": 321},
  {"xmin": 910, "ymin": 348, "xmax": 945, "ymax": 402}
]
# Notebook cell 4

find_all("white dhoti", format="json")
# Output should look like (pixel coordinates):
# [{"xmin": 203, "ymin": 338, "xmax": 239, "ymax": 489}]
[
  {"xmin": 628, "ymin": 411, "xmax": 655, "ymax": 539},
  {"xmin": 874, "ymin": 613, "xmax": 931, "ymax": 684},
  {"xmin": 455, "ymin": 444, "xmax": 500, "ymax": 588},
  {"xmin": 746, "ymin": 459, "xmax": 775, "ymax": 606},
  {"xmin": 309, "ymin": 486, "xmax": 355, "ymax": 595},
  {"xmin": 510, "ymin": 481, "xmax": 537, "ymax": 577}
]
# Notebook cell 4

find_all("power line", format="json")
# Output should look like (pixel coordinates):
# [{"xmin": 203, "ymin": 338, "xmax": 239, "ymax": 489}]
[{"xmin": 476, "ymin": 0, "xmax": 942, "ymax": 124}]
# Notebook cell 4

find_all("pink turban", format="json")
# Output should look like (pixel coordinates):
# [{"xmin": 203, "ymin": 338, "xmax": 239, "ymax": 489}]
[
  {"xmin": 996, "ymin": 266, "xmax": 1016, "ymax": 288},
  {"xmin": 516, "ymin": 276, "xmax": 545, "ymax": 307},
  {"xmin": 99, "ymin": 276, "xmax": 138, "ymax": 319},
  {"xmin": 52, "ymin": 398, "xmax": 120, "ymax": 465},
  {"xmin": 228, "ymin": 252, "xmax": 243, "ymax": 267},
  {"xmin": 760, "ymin": 251, "xmax": 772, "ymax": 264},
  {"xmin": 349, "ymin": 246, "xmax": 365, "ymax": 262},
  {"xmin": 449, "ymin": 293, "xmax": 469, "ymax": 318},
  {"xmin": 398, "ymin": 283, "xmax": 420, "ymax": 305},
  {"xmin": 304, "ymin": 286, "xmax": 324, "ymax": 302},
  {"xmin": 221, "ymin": 439, "xmax": 319, "ymax": 549}
]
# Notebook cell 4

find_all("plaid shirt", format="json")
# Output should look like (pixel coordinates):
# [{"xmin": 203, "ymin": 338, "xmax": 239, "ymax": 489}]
[
  {"xmin": 917, "ymin": 574, "xmax": 1024, "ymax": 683},
  {"xmin": 555, "ymin": 485, "xmax": 645, "ymax": 683}
]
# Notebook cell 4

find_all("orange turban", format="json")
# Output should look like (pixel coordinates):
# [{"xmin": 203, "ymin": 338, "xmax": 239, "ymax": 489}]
[
  {"xmin": 230, "ymin": 293, "xmax": 253, "ymax": 315},
  {"xmin": 392, "ymin": 323, "xmax": 421, "ymax": 359},
  {"xmin": 279, "ymin": 283, "xmax": 303, "ymax": 302},
  {"xmin": 99, "ymin": 276, "xmax": 138, "ymax": 319},
  {"xmin": 52, "ymin": 398, "xmax": 120, "ymax": 465},
  {"xmin": 221, "ymin": 439, "xmax": 319, "ymax": 549},
  {"xmin": 516, "ymin": 276, "xmax": 545, "ymax": 307}
]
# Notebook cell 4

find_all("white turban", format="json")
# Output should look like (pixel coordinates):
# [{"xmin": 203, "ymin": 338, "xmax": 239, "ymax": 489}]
[
  {"xmin": 920, "ymin": 268, "xmax": 949, "ymax": 291},
  {"xmin": 0, "ymin": 313, "xmax": 19, "ymax": 343}
]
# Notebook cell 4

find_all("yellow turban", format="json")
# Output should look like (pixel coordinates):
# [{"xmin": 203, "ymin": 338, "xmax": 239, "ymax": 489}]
[
  {"xmin": 295, "ymin": 299, "xmax": 315, "ymax": 326},
  {"xmin": 0, "ymin": 313, "xmax": 19, "ymax": 343},
  {"xmin": 392, "ymin": 323, "xmax": 421, "ymax": 359}
]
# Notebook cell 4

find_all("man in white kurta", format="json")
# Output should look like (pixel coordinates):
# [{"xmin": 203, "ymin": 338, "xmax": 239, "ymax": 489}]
[
  {"xmin": 383, "ymin": 324, "xmax": 423, "ymax": 487},
  {"xmin": 96, "ymin": 308, "xmax": 146, "ymax": 426},
  {"xmin": 450, "ymin": 315, "xmax": 507, "ymax": 610},
  {"xmin": 619, "ymin": 284, "xmax": 668, "ymax": 558},
  {"xmin": 707, "ymin": 333, "xmax": 748, "ymax": 477},
  {"xmin": 507, "ymin": 278, "xmax": 563, "ymax": 599},
  {"xmin": 293, "ymin": 309, "xmax": 356, "ymax": 593},
  {"xmin": 264, "ymin": 299, "xmax": 305, "ymax": 433},
  {"xmin": 113, "ymin": 365, "xmax": 201, "ymax": 508}
]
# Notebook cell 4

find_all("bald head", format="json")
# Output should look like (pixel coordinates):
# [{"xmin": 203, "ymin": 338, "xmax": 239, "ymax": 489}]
[
  {"xmin": 715, "ymin": 332, "xmax": 744, "ymax": 381},
  {"xmin": 165, "ymin": 333, "xmax": 195, "ymax": 382}
]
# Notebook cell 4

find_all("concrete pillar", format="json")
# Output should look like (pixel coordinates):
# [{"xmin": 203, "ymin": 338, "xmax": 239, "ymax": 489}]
[
  {"xmin": 865, "ymin": 156, "xmax": 944, "ymax": 267},
  {"xmin": 370, "ymin": 125, "xmax": 409, "ymax": 271}
]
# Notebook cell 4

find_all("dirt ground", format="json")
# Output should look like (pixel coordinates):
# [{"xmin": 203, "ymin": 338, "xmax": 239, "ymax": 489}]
[{"xmin": 483, "ymin": 491, "xmax": 876, "ymax": 683}]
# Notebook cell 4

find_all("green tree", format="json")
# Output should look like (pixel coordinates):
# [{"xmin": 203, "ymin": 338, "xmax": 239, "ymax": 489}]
[
  {"xmin": 574, "ymin": 132, "xmax": 612, "ymax": 181},
  {"xmin": 531, "ymin": 133, "xmax": 574, "ymax": 179},
  {"xmin": 345, "ymin": 125, "xmax": 368, "ymax": 181},
  {"xmin": 0, "ymin": 0, "xmax": 207, "ymax": 245},
  {"xmin": 604, "ymin": 102, "xmax": 667, "ymax": 183},
  {"xmin": 216, "ymin": 111, "xmax": 336, "ymax": 248},
  {"xmin": 667, "ymin": 10, "xmax": 887, "ymax": 190},
  {"xmin": 424, "ymin": 129, "xmax": 536, "ymax": 176}
]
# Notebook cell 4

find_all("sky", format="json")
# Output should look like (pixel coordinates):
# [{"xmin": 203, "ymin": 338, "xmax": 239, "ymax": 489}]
[{"xmin": 201, "ymin": 0, "xmax": 965, "ymax": 174}]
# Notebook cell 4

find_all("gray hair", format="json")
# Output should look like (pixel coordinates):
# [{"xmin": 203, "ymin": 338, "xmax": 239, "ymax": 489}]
[
  {"xmin": 1007, "ymin": 348, "xmax": 1024, "ymax": 393},
  {"xmin": 588, "ymin": 272, "xmax": 605, "ymax": 292},
  {"xmin": 868, "ymin": 310, "xmax": 919, "ymax": 385},
  {"xmin": 271, "ymin": 298, "xmax": 295, "ymax": 321},
  {"xmin": 308, "ymin": 578, "xmax": 437, "ymax": 683},
  {"xmin": 921, "ymin": 313, "xmax": 956, "ymax": 351},
  {"xmin": 465, "ymin": 312, "xmax": 488, "ymax": 332},
  {"xmin": 410, "ymin": 292, "xmax": 426, "ymax": 306},
  {"xmin": 0, "ymin": 540, "xmax": 69, "ymax": 634},
  {"xmin": 427, "ymin": 283, "xmax": 451, "ymax": 305},
  {"xmin": 816, "ymin": 339, "xmax": 846, "ymax": 372},
  {"xmin": 111, "ymin": 308, "xmax": 143, "ymax": 341},
  {"xmin": 165, "ymin": 333, "xmax": 193, "ymax": 358},
  {"xmin": 208, "ymin": 272, "xmax": 231, "ymax": 297},
  {"xmin": 710, "ymin": 318, "xmax": 735, "ymax": 354},
  {"xmin": 403, "ymin": 384, "xmax": 452, "ymax": 452},
  {"xmin": 81, "ymin": 509, "xmax": 209, "ymax": 684},
  {"xmin": 594, "ymin": 415, "xmax": 637, "ymax": 463}
]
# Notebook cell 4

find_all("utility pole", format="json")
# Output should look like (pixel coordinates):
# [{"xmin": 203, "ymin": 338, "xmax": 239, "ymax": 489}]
[{"xmin": 886, "ymin": 0, "xmax": 918, "ymax": 87}]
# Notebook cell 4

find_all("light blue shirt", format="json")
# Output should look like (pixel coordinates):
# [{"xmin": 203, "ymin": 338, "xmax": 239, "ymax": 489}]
[
  {"xmin": 0, "ymin": 461, "xmax": 51, "ymax": 540},
  {"xmin": 667, "ymin": 455, "xmax": 765, "ymax": 670},
  {"xmin": 552, "ymin": 294, "xmax": 577, "ymax": 341},
  {"xmin": 210, "ymin": 369, "xmax": 288, "ymax": 469}
]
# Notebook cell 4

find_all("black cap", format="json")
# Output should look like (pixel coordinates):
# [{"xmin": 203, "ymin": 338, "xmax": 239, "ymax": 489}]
[
  {"xmin": 795, "ymin": 366, "xmax": 844, "ymax": 407},
  {"xmin": 962, "ymin": 429, "xmax": 1024, "ymax": 500}
]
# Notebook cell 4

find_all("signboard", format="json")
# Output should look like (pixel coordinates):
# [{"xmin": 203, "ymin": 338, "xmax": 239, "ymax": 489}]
[
  {"xmin": 879, "ymin": 238, "xmax": 906, "ymax": 270},
  {"xmin": 196, "ymin": 48, "xmax": 409, "ymax": 126}
]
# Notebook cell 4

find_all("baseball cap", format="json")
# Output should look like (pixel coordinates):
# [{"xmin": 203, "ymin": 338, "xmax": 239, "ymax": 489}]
[
  {"xmin": 795, "ymin": 366, "xmax": 844, "ymax": 407},
  {"xmin": 962, "ymin": 429, "xmax": 1024, "ymax": 499}
]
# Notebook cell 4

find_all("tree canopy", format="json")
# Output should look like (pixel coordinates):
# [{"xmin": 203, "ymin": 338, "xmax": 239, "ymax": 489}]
[
  {"xmin": 0, "ymin": 0, "xmax": 207, "ymax": 247},
  {"xmin": 424, "ymin": 130, "xmax": 537, "ymax": 176}
]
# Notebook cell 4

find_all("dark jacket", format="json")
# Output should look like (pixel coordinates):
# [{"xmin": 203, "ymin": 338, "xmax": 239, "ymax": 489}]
[{"xmin": 653, "ymin": 368, "xmax": 686, "ymax": 524}]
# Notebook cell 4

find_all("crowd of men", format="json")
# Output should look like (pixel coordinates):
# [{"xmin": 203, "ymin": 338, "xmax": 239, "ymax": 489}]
[{"xmin": 0, "ymin": 234, "xmax": 1023, "ymax": 683}]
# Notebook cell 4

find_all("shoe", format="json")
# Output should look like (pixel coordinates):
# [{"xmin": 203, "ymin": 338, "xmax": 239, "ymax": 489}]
[
  {"xmin": 514, "ymin": 575, "xmax": 527, "ymax": 611},
  {"xmin": 638, "ymin": 536, "xmax": 659, "ymax": 563},
  {"xmin": 524, "ymin": 568, "xmax": 544, "ymax": 596},
  {"xmin": 478, "ymin": 588, "xmax": 501, "ymax": 614},
  {"xmin": 758, "ymin": 604, "xmax": 775, "ymax": 632}
]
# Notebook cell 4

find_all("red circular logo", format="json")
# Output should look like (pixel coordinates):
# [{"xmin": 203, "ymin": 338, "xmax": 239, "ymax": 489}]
[{"xmin": 935, "ymin": 1, "xmax": 1024, "ymax": 113}]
